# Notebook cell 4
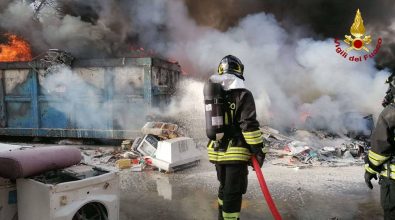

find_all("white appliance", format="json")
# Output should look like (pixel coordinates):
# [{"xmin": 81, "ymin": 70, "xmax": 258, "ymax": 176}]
[
  {"xmin": 17, "ymin": 164, "xmax": 120, "ymax": 220},
  {"xmin": 152, "ymin": 137, "xmax": 201, "ymax": 172},
  {"xmin": 0, "ymin": 178, "xmax": 17, "ymax": 220},
  {"xmin": 0, "ymin": 143, "xmax": 29, "ymax": 220},
  {"xmin": 136, "ymin": 134, "xmax": 159, "ymax": 156}
]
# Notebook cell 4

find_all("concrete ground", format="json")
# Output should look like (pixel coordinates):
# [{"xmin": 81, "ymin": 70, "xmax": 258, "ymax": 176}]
[
  {"xmin": 0, "ymin": 141, "xmax": 383, "ymax": 220},
  {"xmin": 119, "ymin": 153, "xmax": 383, "ymax": 220}
]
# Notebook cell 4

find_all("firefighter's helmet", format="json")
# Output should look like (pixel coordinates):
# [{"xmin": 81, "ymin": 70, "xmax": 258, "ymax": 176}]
[{"xmin": 217, "ymin": 55, "xmax": 244, "ymax": 80}]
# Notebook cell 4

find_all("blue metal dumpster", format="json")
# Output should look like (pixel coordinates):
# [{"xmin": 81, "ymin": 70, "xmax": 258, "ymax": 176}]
[{"xmin": 0, "ymin": 57, "xmax": 180, "ymax": 139}]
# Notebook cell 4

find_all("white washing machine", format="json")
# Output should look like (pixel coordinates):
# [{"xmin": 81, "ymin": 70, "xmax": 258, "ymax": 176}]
[
  {"xmin": 0, "ymin": 143, "xmax": 29, "ymax": 220},
  {"xmin": 0, "ymin": 178, "xmax": 17, "ymax": 220},
  {"xmin": 16, "ymin": 164, "xmax": 120, "ymax": 220}
]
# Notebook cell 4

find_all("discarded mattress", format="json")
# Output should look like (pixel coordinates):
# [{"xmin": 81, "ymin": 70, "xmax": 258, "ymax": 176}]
[{"xmin": 0, "ymin": 146, "xmax": 82, "ymax": 179}]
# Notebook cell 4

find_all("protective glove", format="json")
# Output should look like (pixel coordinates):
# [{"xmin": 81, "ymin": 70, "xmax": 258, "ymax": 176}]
[
  {"xmin": 255, "ymin": 151, "xmax": 265, "ymax": 168},
  {"xmin": 250, "ymin": 147, "xmax": 265, "ymax": 168},
  {"xmin": 364, "ymin": 171, "xmax": 377, "ymax": 189}
]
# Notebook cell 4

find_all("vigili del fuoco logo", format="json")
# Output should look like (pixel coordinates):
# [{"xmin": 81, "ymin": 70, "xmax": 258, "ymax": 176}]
[{"xmin": 334, "ymin": 9, "xmax": 382, "ymax": 62}]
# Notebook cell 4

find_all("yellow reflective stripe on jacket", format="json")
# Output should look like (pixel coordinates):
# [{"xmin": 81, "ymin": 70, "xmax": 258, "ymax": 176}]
[
  {"xmin": 225, "ymin": 147, "xmax": 251, "ymax": 154},
  {"xmin": 380, "ymin": 164, "xmax": 395, "ymax": 180},
  {"xmin": 216, "ymin": 155, "xmax": 251, "ymax": 161},
  {"xmin": 242, "ymin": 130, "xmax": 262, "ymax": 138},
  {"xmin": 368, "ymin": 150, "xmax": 390, "ymax": 166},
  {"xmin": 243, "ymin": 130, "xmax": 264, "ymax": 145},
  {"xmin": 245, "ymin": 136, "xmax": 263, "ymax": 145},
  {"xmin": 380, "ymin": 170, "xmax": 395, "ymax": 180},
  {"xmin": 365, "ymin": 164, "xmax": 378, "ymax": 174},
  {"xmin": 218, "ymin": 198, "xmax": 223, "ymax": 206},
  {"xmin": 380, "ymin": 173, "xmax": 395, "ymax": 179},
  {"xmin": 208, "ymin": 145, "xmax": 251, "ymax": 162},
  {"xmin": 207, "ymin": 141, "xmax": 218, "ymax": 161},
  {"xmin": 223, "ymin": 211, "xmax": 240, "ymax": 220},
  {"xmin": 384, "ymin": 163, "xmax": 395, "ymax": 170}
]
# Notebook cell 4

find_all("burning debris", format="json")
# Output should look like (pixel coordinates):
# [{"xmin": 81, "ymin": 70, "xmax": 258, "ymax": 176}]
[
  {"xmin": 0, "ymin": 33, "xmax": 32, "ymax": 62},
  {"xmin": 39, "ymin": 49, "xmax": 74, "ymax": 66}
]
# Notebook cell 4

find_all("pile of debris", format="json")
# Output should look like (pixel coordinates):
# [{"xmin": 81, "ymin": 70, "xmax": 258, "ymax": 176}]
[
  {"xmin": 82, "ymin": 122, "xmax": 201, "ymax": 173},
  {"xmin": 80, "ymin": 122, "xmax": 368, "ymax": 170},
  {"xmin": 263, "ymin": 126, "xmax": 368, "ymax": 168}
]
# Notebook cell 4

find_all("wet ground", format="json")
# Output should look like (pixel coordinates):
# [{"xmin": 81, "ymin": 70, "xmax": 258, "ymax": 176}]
[
  {"xmin": 0, "ymin": 140, "xmax": 383, "ymax": 220},
  {"xmin": 119, "ymin": 155, "xmax": 383, "ymax": 220}
]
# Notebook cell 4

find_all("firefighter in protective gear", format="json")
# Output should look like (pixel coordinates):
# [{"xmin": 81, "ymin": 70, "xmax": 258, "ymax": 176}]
[
  {"xmin": 207, "ymin": 55, "xmax": 268, "ymax": 220},
  {"xmin": 365, "ymin": 73, "xmax": 395, "ymax": 219},
  {"xmin": 382, "ymin": 74, "xmax": 395, "ymax": 107}
]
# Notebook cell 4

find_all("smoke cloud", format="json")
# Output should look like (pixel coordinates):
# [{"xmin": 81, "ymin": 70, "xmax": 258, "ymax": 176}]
[
  {"xmin": 40, "ymin": 65, "xmax": 147, "ymax": 130},
  {"xmin": 0, "ymin": 0, "xmax": 392, "ymax": 135},
  {"xmin": 148, "ymin": 2, "xmax": 387, "ymax": 135}
]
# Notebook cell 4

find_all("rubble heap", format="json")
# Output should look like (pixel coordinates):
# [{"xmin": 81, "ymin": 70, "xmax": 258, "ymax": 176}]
[
  {"xmin": 263, "ymin": 126, "xmax": 368, "ymax": 168},
  {"xmin": 81, "ymin": 122, "xmax": 200, "ymax": 173}
]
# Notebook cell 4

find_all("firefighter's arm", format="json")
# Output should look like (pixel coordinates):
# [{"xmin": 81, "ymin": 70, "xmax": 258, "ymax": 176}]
[
  {"xmin": 238, "ymin": 90, "xmax": 269, "ymax": 154},
  {"xmin": 365, "ymin": 109, "xmax": 394, "ymax": 174}
]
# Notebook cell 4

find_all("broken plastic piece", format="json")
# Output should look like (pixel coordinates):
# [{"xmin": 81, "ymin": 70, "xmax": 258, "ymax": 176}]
[{"xmin": 115, "ymin": 159, "xmax": 132, "ymax": 169}]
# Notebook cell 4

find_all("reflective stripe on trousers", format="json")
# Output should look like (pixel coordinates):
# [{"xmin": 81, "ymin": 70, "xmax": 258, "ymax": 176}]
[{"xmin": 223, "ymin": 211, "xmax": 240, "ymax": 220}]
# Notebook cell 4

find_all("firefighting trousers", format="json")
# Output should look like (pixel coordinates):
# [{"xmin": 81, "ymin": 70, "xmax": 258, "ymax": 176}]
[
  {"xmin": 380, "ymin": 177, "xmax": 395, "ymax": 220},
  {"xmin": 216, "ymin": 163, "xmax": 248, "ymax": 220}
]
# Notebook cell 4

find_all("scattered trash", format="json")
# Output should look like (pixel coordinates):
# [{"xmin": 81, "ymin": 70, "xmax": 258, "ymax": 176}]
[
  {"xmin": 141, "ymin": 122, "xmax": 180, "ymax": 139},
  {"xmin": 319, "ymin": 147, "xmax": 337, "ymax": 157},
  {"xmin": 122, "ymin": 151, "xmax": 139, "ymax": 159},
  {"xmin": 79, "ymin": 122, "xmax": 200, "ymax": 173},
  {"xmin": 263, "ymin": 126, "xmax": 368, "ymax": 168},
  {"xmin": 121, "ymin": 140, "xmax": 133, "ymax": 151},
  {"xmin": 79, "ymin": 122, "xmax": 367, "ymax": 171},
  {"xmin": 131, "ymin": 164, "xmax": 145, "ymax": 172},
  {"xmin": 132, "ymin": 137, "xmax": 143, "ymax": 151},
  {"xmin": 285, "ymin": 141, "xmax": 310, "ymax": 156},
  {"xmin": 57, "ymin": 139, "xmax": 84, "ymax": 145},
  {"xmin": 116, "ymin": 159, "xmax": 132, "ymax": 169},
  {"xmin": 100, "ymin": 155, "xmax": 114, "ymax": 163}
]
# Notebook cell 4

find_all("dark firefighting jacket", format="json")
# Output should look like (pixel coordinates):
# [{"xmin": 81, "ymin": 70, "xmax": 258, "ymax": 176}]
[
  {"xmin": 365, "ymin": 103, "xmax": 395, "ymax": 179},
  {"xmin": 207, "ymin": 88, "xmax": 268, "ymax": 164}
]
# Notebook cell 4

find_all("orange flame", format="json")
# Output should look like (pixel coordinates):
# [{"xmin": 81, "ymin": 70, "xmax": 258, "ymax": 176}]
[{"xmin": 0, "ymin": 33, "xmax": 32, "ymax": 62}]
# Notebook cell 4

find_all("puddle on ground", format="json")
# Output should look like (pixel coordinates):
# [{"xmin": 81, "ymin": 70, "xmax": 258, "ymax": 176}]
[{"xmin": 119, "ymin": 170, "xmax": 383, "ymax": 220}]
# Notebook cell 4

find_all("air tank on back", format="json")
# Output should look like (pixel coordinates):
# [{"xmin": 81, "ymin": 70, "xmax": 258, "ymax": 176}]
[{"xmin": 203, "ymin": 80, "xmax": 224, "ymax": 141}]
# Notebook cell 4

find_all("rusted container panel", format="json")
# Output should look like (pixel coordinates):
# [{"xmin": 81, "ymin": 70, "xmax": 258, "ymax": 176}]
[{"xmin": 0, "ymin": 57, "xmax": 181, "ymax": 139}]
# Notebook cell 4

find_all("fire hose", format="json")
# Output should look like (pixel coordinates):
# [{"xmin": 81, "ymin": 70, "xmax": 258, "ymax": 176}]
[{"xmin": 251, "ymin": 156, "xmax": 282, "ymax": 220}]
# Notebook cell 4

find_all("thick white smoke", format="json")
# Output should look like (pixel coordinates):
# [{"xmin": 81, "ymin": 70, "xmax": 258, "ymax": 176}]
[
  {"xmin": 140, "ymin": 0, "xmax": 389, "ymax": 134},
  {"xmin": 41, "ymin": 65, "xmax": 146, "ymax": 130},
  {"xmin": 0, "ymin": 0, "xmax": 390, "ymax": 136}
]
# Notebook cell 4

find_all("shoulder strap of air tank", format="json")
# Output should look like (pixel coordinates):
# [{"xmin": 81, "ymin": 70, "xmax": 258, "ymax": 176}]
[{"xmin": 223, "ymin": 91, "xmax": 237, "ymax": 135}]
